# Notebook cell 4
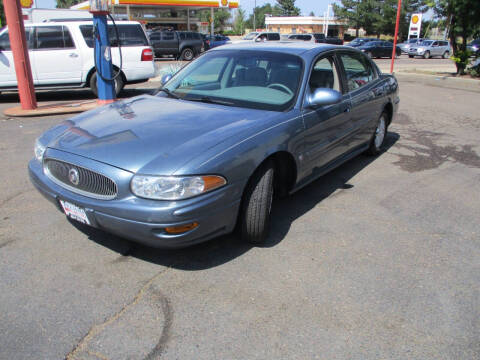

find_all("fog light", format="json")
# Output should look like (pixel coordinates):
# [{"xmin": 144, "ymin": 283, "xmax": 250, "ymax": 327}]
[{"xmin": 165, "ymin": 222, "xmax": 198, "ymax": 234}]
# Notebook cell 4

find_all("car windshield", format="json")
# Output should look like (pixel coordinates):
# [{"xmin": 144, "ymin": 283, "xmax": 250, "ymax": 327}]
[
  {"xmin": 243, "ymin": 32, "xmax": 258, "ymax": 40},
  {"xmin": 161, "ymin": 50, "xmax": 303, "ymax": 111},
  {"xmin": 420, "ymin": 40, "xmax": 433, "ymax": 45}
]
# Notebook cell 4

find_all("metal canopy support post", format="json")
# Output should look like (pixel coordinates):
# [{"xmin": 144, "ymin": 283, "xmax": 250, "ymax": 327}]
[
  {"xmin": 93, "ymin": 15, "xmax": 115, "ymax": 103},
  {"xmin": 390, "ymin": 0, "xmax": 402, "ymax": 73},
  {"xmin": 126, "ymin": 5, "xmax": 131, "ymax": 20},
  {"xmin": 210, "ymin": 7, "xmax": 214, "ymax": 35},
  {"xmin": 187, "ymin": 7, "xmax": 190, "ymax": 30},
  {"xmin": 3, "ymin": 0, "xmax": 37, "ymax": 110}
]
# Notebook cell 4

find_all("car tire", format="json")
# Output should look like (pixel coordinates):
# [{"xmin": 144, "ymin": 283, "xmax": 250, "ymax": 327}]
[
  {"xmin": 180, "ymin": 47, "xmax": 194, "ymax": 61},
  {"xmin": 443, "ymin": 51, "xmax": 450, "ymax": 59},
  {"xmin": 90, "ymin": 71, "xmax": 124, "ymax": 97},
  {"xmin": 366, "ymin": 112, "xmax": 388, "ymax": 156},
  {"xmin": 366, "ymin": 51, "xmax": 373, "ymax": 58},
  {"xmin": 408, "ymin": 55, "xmax": 414, "ymax": 58},
  {"xmin": 423, "ymin": 51, "xmax": 431, "ymax": 59},
  {"xmin": 240, "ymin": 161, "xmax": 275, "ymax": 245}
]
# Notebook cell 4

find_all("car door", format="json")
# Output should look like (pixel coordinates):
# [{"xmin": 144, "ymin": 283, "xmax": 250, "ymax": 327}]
[
  {"xmin": 161, "ymin": 31, "xmax": 178, "ymax": 55},
  {"xmin": 382, "ymin": 41, "xmax": 393, "ymax": 57},
  {"xmin": 301, "ymin": 53, "xmax": 352, "ymax": 171},
  {"xmin": 338, "ymin": 51, "xmax": 384, "ymax": 149},
  {"xmin": 32, "ymin": 25, "xmax": 82, "ymax": 85},
  {"xmin": 0, "ymin": 27, "xmax": 35, "ymax": 87}
]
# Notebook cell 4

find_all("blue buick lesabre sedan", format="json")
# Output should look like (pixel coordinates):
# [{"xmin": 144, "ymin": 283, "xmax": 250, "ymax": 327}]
[{"xmin": 29, "ymin": 42, "xmax": 399, "ymax": 248}]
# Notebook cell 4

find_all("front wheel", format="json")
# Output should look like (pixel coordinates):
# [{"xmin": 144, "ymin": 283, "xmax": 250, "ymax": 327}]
[
  {"xmin": 239, "ymin": 162, "xmax": 275, "ymax": 245},
  {"xmin": 180, "ymin": 47, "xmax": 194, "ymax": 61},
  {"xmin": 90, "ymin": 71, "xmax": 124, "ymax": 97},
  {"xmin": 423, "ymin": 51, "xmax": 431, "ymax": 59},
  {"xmin": 366, "ymin": 112, "xmax": 388, "ymax": 156}
]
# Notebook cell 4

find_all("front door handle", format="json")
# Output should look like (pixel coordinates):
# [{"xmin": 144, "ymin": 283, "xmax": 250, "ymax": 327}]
[
  {"xmin": 344, "ymin": 106, "xmax": 351, "ymax": 113},
  {"xmin": 69, "ymin": 53, "xmax": 79, "ymax": 58}
]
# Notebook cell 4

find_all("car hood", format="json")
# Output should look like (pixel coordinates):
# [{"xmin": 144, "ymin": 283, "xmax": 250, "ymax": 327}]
[{"xmin": 47, "ymin": 95, "xmax": 279, "ymax": 174}]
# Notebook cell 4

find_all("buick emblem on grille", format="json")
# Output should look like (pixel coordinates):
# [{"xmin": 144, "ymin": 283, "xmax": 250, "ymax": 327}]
[{"xmin": 68, "ymin": 168, "xmax": 80, "ymax": 186}]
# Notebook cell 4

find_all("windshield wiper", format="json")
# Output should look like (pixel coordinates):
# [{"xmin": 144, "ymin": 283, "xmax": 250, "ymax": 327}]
[
  {"xmin": 185, "ymin": 96, "xmax": 234, "ymax": 106},
  {"xmin": 158, "ymin": 88, "xmax": 180, "ymax": 99}
]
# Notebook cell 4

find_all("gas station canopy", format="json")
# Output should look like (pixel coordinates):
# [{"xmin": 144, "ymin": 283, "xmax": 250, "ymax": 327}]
[{"xmin": 71, "ymin": 0, "xmax": 238, "ymax": 31}]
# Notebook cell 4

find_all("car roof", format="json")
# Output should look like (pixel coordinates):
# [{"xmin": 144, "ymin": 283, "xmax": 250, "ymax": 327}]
[{"xmin": 211, "ymin": 41, "xmax": 337, "ymax": 55}]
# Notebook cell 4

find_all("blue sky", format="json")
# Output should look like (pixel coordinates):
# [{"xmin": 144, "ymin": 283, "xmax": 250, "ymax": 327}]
[{"xmin": 34, "ymin": 0, "xmax": 334, "ymax": 17}]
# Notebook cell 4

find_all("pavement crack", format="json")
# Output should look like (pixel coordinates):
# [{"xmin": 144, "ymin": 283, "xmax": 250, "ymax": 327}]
[
  {"xmin": 0, "ymin": 189, "xmax": 35, "ymax": 209},
  {"xmin": 65, "ymin": 266, "xmax": 173, "ymax": 360}
]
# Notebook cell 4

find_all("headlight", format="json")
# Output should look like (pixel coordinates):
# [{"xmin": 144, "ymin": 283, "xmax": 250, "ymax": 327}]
[
  {"xmin": 418, "ymin": 47, "xmax": 424, "ymax": 52},
  {"xmin": 34, "ymin": 138, "xmax": 46, "ymax": 161},
  {"xmin": 131, "ymin": 175, "xmax": 226, "ymax": 200}
]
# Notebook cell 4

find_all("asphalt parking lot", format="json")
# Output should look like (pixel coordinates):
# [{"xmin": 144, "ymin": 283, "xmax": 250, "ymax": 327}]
[{"xmin": 0, "ymin": 72, "xmax": 479, "ymax": 359}]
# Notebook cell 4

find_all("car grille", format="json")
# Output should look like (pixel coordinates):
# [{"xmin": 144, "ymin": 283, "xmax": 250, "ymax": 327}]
[{"xmin": 44, "ymin": 158, "xmax": 117, "ymax": 200}]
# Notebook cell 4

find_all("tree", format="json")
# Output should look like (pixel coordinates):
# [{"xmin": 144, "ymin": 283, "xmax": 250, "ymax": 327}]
[
  {"xmin": 0, "ymin": 2, "xmax": 5, "ymax": 27},
  {"xmin": 430, "ymin": 0, "xmax": 480, "ymax": 74},
  {"xmin": 309, "ymin": 11, "xmax": 315, "ymax": 16},
  {"xmin": 246, "ymin": 3, "xmax": 276, "ymax": 30},
  {"xmin": 56, "ymin": 0, "xmax": 83, "ymax": 8},
  {"xmin": 214, "ymin": 9, "xmax": 231, "ymax": 32},
  {"xmin": 333, "ymin": 0, "xmax": 379, "ymax": 37},
  {"xmin": 234, "ymin": 7, "xmax": 246, "ymax": 35},
  {"xmin": 275, "ymin": 0, "xmax": 300, "ymax": 16},
  {"xmin": 375, "ymin": 0, "xmax": 427, "ymax": 39}
]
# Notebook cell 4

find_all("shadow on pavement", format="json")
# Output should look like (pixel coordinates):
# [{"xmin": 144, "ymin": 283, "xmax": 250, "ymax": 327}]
[{"xmin": 72, "ymin": 132, "xmax": 399, "ymax": 270}]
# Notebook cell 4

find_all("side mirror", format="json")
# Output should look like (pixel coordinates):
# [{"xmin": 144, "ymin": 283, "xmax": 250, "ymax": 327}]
[
  {"xmin": 307, "ymin": 88, "xmax": 342, "ymax": 108},
  {"xmin": 161, "ymin": 74, "xmax": 172, "ymax": 85},
  {"xmin": 255, "ymin": 37, "xmax": 262, "ymax": 42}
]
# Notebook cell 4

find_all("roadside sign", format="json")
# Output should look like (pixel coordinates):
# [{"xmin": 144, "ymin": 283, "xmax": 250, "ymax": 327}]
[{"xmin": 408, "ymin": 13, "xmax": 422, "ymax": 39}]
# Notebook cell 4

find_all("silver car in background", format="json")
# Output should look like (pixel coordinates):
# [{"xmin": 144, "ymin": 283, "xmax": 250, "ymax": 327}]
[
  {"xmin": 408, "ymin": 40, "xmax": 451, "ymax": 59},
  {"xmin": 397, "ymin": 38, "xmax": 424, "ymax": 54}
]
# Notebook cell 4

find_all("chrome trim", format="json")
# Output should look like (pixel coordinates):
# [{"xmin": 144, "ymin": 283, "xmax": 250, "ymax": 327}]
[{"xmin": 43, "ymin": 158, "xmax": 118, "ymax": 200}]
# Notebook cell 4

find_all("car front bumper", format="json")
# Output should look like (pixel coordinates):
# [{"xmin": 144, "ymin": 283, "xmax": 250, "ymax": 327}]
[{"xmin": 29, "ymin": 159, "xmax": 242, "ymax": 248}]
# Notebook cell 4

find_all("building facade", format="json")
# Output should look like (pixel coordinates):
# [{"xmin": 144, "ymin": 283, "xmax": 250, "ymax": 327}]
[{"xmin": 265, "ymin": 16, "xmax": 347, "ymax": 38}]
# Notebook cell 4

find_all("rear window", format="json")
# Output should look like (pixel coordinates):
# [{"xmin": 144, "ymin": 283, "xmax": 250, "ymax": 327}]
[{"xmin": 80, "ymin": 24, "xmax": 148, "ymax": 48}]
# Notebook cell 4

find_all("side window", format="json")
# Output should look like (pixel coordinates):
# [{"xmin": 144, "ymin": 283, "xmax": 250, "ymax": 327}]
[
  {"xmin": 63, "ymin": 26, "xmax": 75, "ymax": 48},
  {"xmin": 339, "ymin": 53, "xmax": 376, "ymax": 92},
  {"xmin": 0, "ymin": 29, "xmax": 34, "ymax": 50},
  {"xmin": 36, "ymin": 26, "xmax": 65, "ymax": 49},
  {"xmin": 162, "ymin": 32, "xmax": 175, "ymax": 41},
  {"xmin": 432, "ymin": 41, "xmax": 438, "ymax": 46},
  {"xmin": 309, "ymin": 56, "xmax": 341, "ymax": 93},
  {"xmin": 267, "ymin": 33, "xmax": 280, "ymax": 41}
]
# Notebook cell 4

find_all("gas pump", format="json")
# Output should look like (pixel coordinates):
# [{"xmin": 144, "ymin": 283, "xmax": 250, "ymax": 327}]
[{"xmin": 89, "ymin": 0, "xmax": 121, "ymax": 103}]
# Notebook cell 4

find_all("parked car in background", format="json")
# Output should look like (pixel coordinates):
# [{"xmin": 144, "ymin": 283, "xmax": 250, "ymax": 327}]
[
  {"xmin": 467, "ymin": 39, "xmax": 480, "ymax": 56},
  {"xmin": 357, "ymin": 41, "xmax": 401, "ymax": 58},
  {"xmin": 203, "ymin": 34, "xmax": 231, "ymax": 50},
  {"xmin": 29, "ymin": 42, "xmax": 399, "ymax": 248},
  {"xmin": 312, "ymin": 33, "xmax": 344, "ymax": 45},
  {"xmin": 397, "ymin": 38, "xmax": 424, "ymax": 53},
  {"xmin": 408, "ymin": 40, "xmax": 450, "ymax": 59},
  {"xmin": 287, "ymin": 33, "xmax": 343, "ymax": 45},
  {"xmin": 0, "ymin": 20, "xmax": 154, "ymax": 96},
  {"xmin": 149, "ymin": 30, "xmax": 203, "ymax": 60},
  {"xmin": 347, "ymin": 38, "xmax": 377, "ymax": 47},
  {"xmin": 234, "ymin": 32, "xmax": 280, "ymax": 43}
]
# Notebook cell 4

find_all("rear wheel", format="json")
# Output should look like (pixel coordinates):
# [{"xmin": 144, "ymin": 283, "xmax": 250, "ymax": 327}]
[
  {"xmin": 366, "ymin": 112, "xmax": 388, "ymax": 156},
  {"xmin": 180, "ymin": 47, "xmax": 194, "ymax": 61},
  {"xmin": 366, "ymin": 51, "xmax": 373, "ymax": 58},
  {"xmin": 423, "ymin": 50, "xmax": 431, "ymax": 59},
  {"xmin": 442, "ymin": 50, "xmax": 450, "ymax": 59},
  {"xmin": 239, "ymin": 161, "xmax": 275, "ymax": 245},
  {"xmin": 408, "ymin": 55, "xmax": 414, "ymax": 58},
  {"xmin": 90, "ymin": 71, "xmax": 124, "ymax": 97}
]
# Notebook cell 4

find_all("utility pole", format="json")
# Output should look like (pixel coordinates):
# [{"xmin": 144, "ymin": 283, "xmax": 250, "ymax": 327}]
[
  {"xmin": 253, "ymin": 0, "xmax": 256, "ymax": 31},
  {"xmin": 390, "ymin": 0, "xmax": 402, "ymax": 73},
  {"xmin": 3, "ymin": 0, "xmax": 37, "ymax": 110}
]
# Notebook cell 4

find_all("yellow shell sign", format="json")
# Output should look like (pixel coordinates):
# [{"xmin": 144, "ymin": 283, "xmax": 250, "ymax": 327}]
[
  {"xmin": 411, "ymin": 15, "xmax": 419, "ymax": 24},
  {"xmin": 21, "ymin": 0, "xmax": 34, "ymax": 8}
]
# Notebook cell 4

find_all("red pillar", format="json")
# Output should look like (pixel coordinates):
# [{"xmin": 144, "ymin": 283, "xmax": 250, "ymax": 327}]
[
  {"xmin": 390, "ymin": 0, "xmax": 402, "ymax": 74},
  {"xmin": 3, "ymin": 0, "xmax": 37, "ymax": 109}
]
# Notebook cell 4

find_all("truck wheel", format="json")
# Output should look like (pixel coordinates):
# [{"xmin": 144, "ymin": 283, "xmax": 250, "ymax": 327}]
[
  {"xmin": 180, "ymin": 48, "xmax": 194, "ymax": 61},
  {"xmin": 90, "ymin": 71, "xmax": 124, "ymax": 97},
  {"xmin": 239, "ymin": 161, "xmax": 275, "ymax": 245}
]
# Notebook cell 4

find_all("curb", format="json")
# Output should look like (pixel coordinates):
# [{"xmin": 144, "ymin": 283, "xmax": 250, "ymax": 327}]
[
  {"xmin": 3, "ymin": 100, "xmax": 101, "ymax": 117},
  {"xmin": 394, "ymin": 72, "xmax": 480, "ymax": 93}
]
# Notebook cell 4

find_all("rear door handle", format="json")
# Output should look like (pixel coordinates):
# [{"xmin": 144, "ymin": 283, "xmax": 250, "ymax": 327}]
[{"xmin": 69, "ymin": 53, "xmax": 79, "ymax": 58}]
